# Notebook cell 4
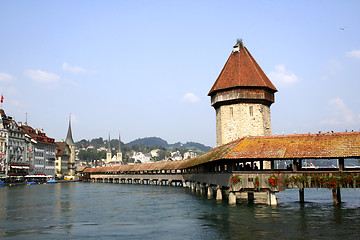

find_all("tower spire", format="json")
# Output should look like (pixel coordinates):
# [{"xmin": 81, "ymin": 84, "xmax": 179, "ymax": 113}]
[
  {"xmin": 65, "ymin": 113, "xmax": 75, "ymax": 146},
  {"xmin": 107, "ymin": 131, "xmax": 111, "ymax": 153},
  {"xmin": 106, "ymin": 131, "xmax": 112, "ymax": 164}
]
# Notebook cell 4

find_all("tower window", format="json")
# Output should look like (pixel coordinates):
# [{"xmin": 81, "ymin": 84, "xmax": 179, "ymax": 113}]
[
  {"xmin": 249, "ymin": 106, "xmax": 253, "ymax": 116},
  {"xmin": 230, "ymin": 107, "xmax": 233, "ymax": 117}
]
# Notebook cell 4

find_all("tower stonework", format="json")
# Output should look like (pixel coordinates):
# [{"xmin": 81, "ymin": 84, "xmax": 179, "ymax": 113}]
[{"xmin": 209, "ymin": 41, "xmax": 277, "ymax": 146}]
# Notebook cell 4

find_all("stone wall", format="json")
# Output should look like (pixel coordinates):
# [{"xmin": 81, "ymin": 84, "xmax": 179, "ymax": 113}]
[{"xmin": 216, "ymin": 103, "xmax": 271, "ymax": 146}]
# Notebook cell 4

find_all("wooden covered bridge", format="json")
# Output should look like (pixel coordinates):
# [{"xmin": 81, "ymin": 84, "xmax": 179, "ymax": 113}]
[{"xmin": 82, "ymin": 131, "xmax": 360, "ymax": 205}]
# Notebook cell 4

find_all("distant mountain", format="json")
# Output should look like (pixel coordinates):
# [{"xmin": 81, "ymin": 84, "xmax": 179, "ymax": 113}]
[
  {"xmin": 169, "ymin": 141, "xmax": 212, "ymax": 152},
  {"xmin": 126, "ymin": 137, "xmax": 212, "ymax": 152},
  {"xmin": 76, "ymin": 136, "xmax": 212, "ymax": 154},
  {"xmin": 127, "ymin": 137, "xmax": 168, "ymax": 148}
]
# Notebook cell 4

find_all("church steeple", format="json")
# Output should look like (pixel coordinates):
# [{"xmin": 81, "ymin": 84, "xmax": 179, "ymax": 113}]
[
  {"xmin": 65, "ymin": 113, "xmax": 75, "ymax": 146},
  {"xmin": 107, "ymin": 132, "xmax": 111, "ymax": 154},
  {"xmin": 65, "ymin": 113, "xmax": 76, "ymax": 177},
  {"xmin": 106, "ymin": 131, "xmax": 112, "ymax": 163}
]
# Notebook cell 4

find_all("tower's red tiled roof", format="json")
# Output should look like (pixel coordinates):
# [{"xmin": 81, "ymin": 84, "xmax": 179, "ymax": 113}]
[{"xmin": 208, "ymin": 42, "xmax": 277, "ymax": 96}]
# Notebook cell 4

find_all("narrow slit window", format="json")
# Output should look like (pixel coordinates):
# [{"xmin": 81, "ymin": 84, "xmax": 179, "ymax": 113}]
[
  {"xmin": 230, "ymin": 107, "xmax": 233, "ymax": 117},
  {"xmin": 249, "ymin": 106, "xmax": 253, "ymax": 116}
]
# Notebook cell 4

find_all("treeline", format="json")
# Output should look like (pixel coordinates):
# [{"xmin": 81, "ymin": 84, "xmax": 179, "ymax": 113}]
[{"xmin": 76, "ymin": 137, "xmax": 212, "ymax": 163}]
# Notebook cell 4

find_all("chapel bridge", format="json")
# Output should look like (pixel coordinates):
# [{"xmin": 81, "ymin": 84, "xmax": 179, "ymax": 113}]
[{"xmin": 83, "ymin": 131, "xmax": 360, "ymax": 205}]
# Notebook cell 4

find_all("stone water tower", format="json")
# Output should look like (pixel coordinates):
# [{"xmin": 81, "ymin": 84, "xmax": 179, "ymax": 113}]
[{"xmin": 208, "ymin": 40, "xmax": 277, "ymax": 146}]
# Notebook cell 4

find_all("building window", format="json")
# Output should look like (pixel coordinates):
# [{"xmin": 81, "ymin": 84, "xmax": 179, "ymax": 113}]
[
  {"xmin": 230, "ymin": 107, "xmax": 233, "ymax": 117},
  {"xmin": 249, "ymin": 106, "xmax": 253, "ymax": 116}
]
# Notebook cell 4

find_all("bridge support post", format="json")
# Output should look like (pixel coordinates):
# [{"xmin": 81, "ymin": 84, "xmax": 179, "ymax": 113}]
[
  {"xmin": 190, "ymin": 182, "xmax": 195, "ymax": 191},
  {"xmin": 200, "ymin": 183, "xmax": 206, "ymax": 194},
  {"xmin": 339, "ymin": 158, "xmax": 344, "ymax": 172},
  {"xmin": 216, "ymin": 185, "xmax": 222, "ymax": 200},
  {"xmin": 332, "ymin": 188, "xmax": 341, "ymax": 205},
  {"xmin": 299, "ymin": 188, "xmax": 304, "ymax": 203},
  {"xmin": 229, "ymin": 192, "xmax": 236, "ymax": 205},
  {"xmin": 207, "ymin": 185, "xmax": 213, "ymax": 198},
  {"xmin": 195, "ymin": 183, "xmax": 200, "ymax": 192},
  {"xmin": 267, "ymin": 191, "xmax": 278, "ymax": 205}
]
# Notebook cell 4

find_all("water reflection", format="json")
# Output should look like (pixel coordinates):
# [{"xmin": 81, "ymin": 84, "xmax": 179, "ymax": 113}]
[{"xmin": 1, "ymin": 183, "xmax": 360, "ymax": 239}]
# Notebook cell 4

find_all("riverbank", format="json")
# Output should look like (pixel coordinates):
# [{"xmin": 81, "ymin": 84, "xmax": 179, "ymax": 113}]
[{"xmin": 0, "ymin": 179, "xmax": 79, "ymax": 187}]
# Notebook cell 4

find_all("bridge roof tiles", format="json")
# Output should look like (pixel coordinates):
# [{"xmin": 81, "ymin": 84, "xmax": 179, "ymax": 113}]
[
  {"xmin": 182, "ymin": 131, "xmax": 360, "ymax": 168},
  {"xmin": 84, "ymin": 131, "xmax": 360, "ymax": 173}
]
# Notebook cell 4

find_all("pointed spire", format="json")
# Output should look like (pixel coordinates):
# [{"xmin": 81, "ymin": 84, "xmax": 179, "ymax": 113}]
[
  {"xmin": 65, "ymin": 113, "xmax": 75, "ymax": 146},
  {"xmin": 107, "ymin": 131, "xmax": 111, "ymax": 153}
]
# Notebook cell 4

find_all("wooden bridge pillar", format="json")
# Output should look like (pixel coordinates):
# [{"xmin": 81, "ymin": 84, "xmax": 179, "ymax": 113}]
[
  {"xmin": 216, "ymin": 185, "xmax": 222, "ymax": 200},
  {"xmin": 206, "ymin": 184, "xmax": 213, "ymax": 198},
  {"xmin": 229, "ymin": 192, "xmax": 236, "ymax": 204},
  {"xmin": 299, "ymin": 188, "xmax": 305, "ymax": 203},
  {"xmin": 199, "ymin": 183, "xmax": 206, "ymax": 194},
  {"xmin": 339, "ymin": 158, "xmax": 344, "ymax": 172},
  {"xmin": 182, "ymin": 181, "xmax": 187, "ymax": 188},
  {"xmin": 195, "ymin": 183, "xmax": 200, "ymax": 192},
  {"xmin": 267, "ymin": 191, "xmax": 278, "ymax": 205},
  {"xmin": 332, "ymin": 188, "xmax": 341, "ymax": 205}
]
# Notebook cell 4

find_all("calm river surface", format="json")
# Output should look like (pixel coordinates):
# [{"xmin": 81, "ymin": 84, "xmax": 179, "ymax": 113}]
[{"xmin": 1, "ymin": 182, "xmax": 360, "ymax": 239}]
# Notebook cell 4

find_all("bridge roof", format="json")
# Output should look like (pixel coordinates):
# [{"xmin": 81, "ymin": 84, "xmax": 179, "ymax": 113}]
[
  {"xmin": 84, "ymin": 131, "xmax": 360, "ymax": 173},
  {"xmin": 184, "ymin": 131, "xmax": 360, "ymax": 168},
  {"xmin": 84, "ymin": 159, "xmax": 190, "ymax": 173}
]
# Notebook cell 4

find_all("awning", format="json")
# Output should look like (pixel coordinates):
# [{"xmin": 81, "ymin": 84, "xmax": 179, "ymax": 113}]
[
  {"xmin": 11, "ymin": 166, "xmax": 23, "ymax": 169},
  {"xmin": 10, "ymin": 164, "xmax": 30, "ymax": 169}
]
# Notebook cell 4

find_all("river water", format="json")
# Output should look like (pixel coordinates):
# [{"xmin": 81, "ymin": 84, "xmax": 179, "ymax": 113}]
[{"xmin": 1, "ymin": 182, "xmax": 360, "ymax": 239}]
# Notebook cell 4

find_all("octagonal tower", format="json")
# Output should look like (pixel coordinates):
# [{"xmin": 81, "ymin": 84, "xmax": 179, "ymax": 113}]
[{"xmin": 209, "ymin": 40, "xmax": 277, "ymax": 146}]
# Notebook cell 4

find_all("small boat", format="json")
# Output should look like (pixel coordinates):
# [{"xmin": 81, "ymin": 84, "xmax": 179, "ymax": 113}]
[
  {"xmin": 0, "ymin": 181, "xmax": 5, "ymax": 186},
  {"xmin": 27, "ymin": 181, "xmax": 36, "ymax": 185},
  {"xmin": 47, "ymin": 179, "xmax": 57, "ymax": 184}
]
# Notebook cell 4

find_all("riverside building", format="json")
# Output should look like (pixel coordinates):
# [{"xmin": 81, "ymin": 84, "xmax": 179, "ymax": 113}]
[
  {"xmin": 20, "ymin": 124, "xmax": 56, "ymax": 178},
  {"xmin": 0, "ymin": 109, "xmax": 28, "ymax": 177}
]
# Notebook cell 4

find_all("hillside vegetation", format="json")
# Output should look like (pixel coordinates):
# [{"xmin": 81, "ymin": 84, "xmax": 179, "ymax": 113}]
[{"xmin": 76, "ymin": 136, "xmax": 212, "ymax": 163}]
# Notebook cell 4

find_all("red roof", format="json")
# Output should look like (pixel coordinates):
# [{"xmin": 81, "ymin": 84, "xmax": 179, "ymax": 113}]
[
  {"xmin": 55, "ymin": 142, "xmax": 69, "ymax": 157},
  {"xmin": 84, "ymin": 131, "xmax": 360, "ymax": 174},
  {"xmin": 186, "ymin": 131, "xmax": 360, "ymax": 168},
  {"xmin": 21, "ymin": 125, "xmax": 56, "ymax": 146},
  {"xmin": 208, "ymin": 42, "xmax": 277, "ymax": 96}
]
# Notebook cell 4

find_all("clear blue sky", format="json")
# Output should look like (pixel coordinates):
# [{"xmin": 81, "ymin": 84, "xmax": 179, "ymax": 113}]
[{"xmin": 1, "ymin": 1, "xmax": 359, "ymax": 147}]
